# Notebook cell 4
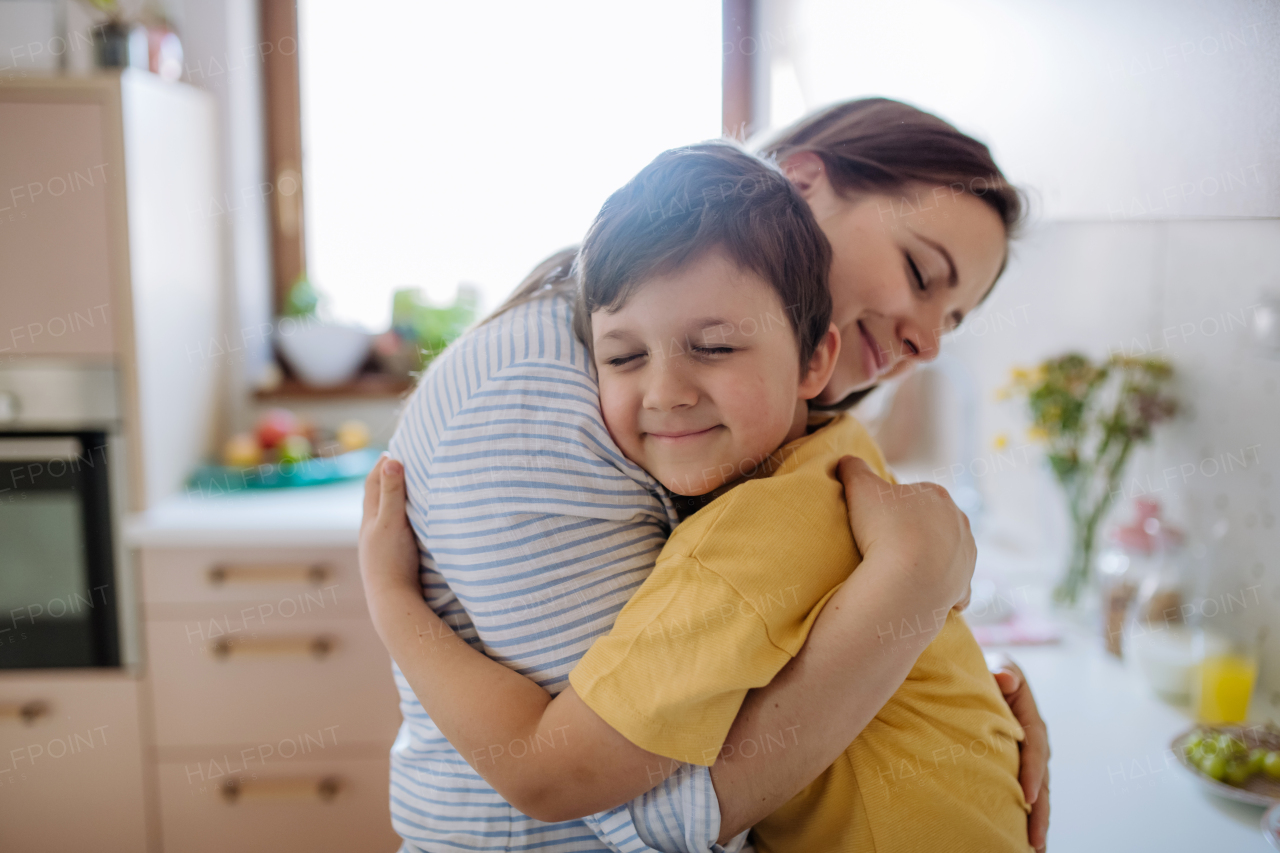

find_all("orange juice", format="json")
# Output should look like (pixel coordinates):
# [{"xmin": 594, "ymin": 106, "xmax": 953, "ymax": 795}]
[{"xmin": 1193, "ymin": 654, "xmax": 1257, "ymax": 723}]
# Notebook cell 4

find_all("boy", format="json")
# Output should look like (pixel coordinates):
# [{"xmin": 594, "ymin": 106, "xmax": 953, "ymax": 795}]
[{"xmin": 366, "ymin": 142, "xmax": 1029, "ymax": 852}]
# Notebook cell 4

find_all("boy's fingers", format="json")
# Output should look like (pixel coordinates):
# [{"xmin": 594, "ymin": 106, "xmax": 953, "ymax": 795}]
[
  {"xmin": 377, "ymin": 457, "xmax": 407, "ymax": 524},
  {"xmin": 362, "ymin": 455, "xmax": 387, "ymax": 523}
]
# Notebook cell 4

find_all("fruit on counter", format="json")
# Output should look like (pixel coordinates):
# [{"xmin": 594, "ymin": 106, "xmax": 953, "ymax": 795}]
[
  {"xmin": 222, "ymin": 433, "xmax": 263, "ymax": 468},
  {"xmin": 337, "ymin": 419, "xmax": 370, "ymax": 452},
  {"xmin": 1183, "ymin": 725, "xmax": 1280, "ymax": 788},
  {"xmin": 278, "ymin": 434, "xmax": 313, "ymax": 464},
  {"xmin": 216, "ymin": 410, "xmax": 372, "ymax": 469},
  {"xmin": 256, "ymin": 408, "xmax": 299, "ymax": 449}
]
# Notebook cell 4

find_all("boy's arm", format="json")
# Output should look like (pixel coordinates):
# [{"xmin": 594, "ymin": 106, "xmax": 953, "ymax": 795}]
[{"xmin": 360, "ymin": 457, "xmax": 679, "ymax": 823}]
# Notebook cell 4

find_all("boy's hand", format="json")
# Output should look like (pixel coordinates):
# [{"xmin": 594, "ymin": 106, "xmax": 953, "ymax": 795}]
[
  {"xmin": 359, "ymin": 455, "xmax": 422, "ymax": 600},
  {"xmin": 836, "ymin": 455, "xmax": 974, "ymax": 612}
]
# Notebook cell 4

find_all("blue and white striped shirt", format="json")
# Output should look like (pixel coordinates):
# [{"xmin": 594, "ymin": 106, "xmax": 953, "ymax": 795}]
[{"xmin": 387, "ymin": 291, "xmax": 749, "ymax": 853}]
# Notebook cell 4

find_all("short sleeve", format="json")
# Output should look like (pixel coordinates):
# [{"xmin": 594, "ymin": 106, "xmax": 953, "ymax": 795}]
[{"xmin": 570, "ymin": 554, "xmax": 793, "ymax": 765}]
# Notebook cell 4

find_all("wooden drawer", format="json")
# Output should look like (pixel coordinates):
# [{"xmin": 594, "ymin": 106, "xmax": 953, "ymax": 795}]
[
  {"xmin": 156, "ymin": 754, "xmax": 399, "ymax": 853},
  {"xmin": 145, "ymin": 612, "xmax": 401, "ymax": 749},
  {"xmin": 0, "ymin": 672, "xmax": 149, "ymax": 852},
  {"xmin": 140, "ymin": 547, "xmax": 364, "ymax": 610}
]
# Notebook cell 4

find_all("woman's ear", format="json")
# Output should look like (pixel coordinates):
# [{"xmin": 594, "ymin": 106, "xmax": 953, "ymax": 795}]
[
  {"xmin": 799, "ymin": 323, "xmax": 841, "ymax": 400},
  {"xmin": 780, "ymin": 151, "xmax": 826, "ymax": 197}
]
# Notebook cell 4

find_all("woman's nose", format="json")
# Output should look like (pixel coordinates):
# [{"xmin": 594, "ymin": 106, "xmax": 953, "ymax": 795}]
[
  {"xmin": 643, "ymin": 352, "xmax": 698, "ymax": 410},
  {"xmin": 897, "ymin": 317, "xmax": 943, "ymax": 363}
]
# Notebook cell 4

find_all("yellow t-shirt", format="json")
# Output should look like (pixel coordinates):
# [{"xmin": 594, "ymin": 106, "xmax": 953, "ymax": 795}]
[{"xmin": 569, "ymin": 413, "xmax": 1030, "ymax": 853}]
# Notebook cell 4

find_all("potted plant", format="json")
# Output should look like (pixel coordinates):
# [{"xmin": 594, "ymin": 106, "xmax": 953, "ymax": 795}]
[
  {"xmin": 1002, "ymin": 353, "xmax": 1178, "ymax": 605},
  {"xmin": 274, "ymin": 276, "xmax": 372, "ymax": 388}
]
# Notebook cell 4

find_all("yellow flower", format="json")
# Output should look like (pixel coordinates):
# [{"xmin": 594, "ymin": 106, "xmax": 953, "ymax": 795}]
[
  {"xmin": 992, "ymin": 433, "xmax": 1009, "ymax": 450},
  {"xmin": 1027, "ymin": 426, "xmax": 1049, "ymax": 442},
  {"xmin": 1010, "ymin": 367, "xmax": 1030, "ymax": 383}
]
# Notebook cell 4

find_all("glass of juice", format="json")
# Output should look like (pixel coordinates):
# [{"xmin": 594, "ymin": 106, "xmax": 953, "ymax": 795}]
[{"xmin": 1191, "ymin": 628, "xmax": 1260, "ymax": 724}]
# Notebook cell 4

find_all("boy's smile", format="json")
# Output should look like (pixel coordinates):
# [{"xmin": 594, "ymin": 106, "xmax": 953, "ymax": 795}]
[{"xmin": 590, "ymin": 248, "xmax": 839, "ymax": 497}]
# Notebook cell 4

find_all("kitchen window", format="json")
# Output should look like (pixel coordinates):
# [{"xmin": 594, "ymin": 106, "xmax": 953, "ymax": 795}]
[{"xmin": 263, "ymin": 0, "xmax": 731, "ymax": 337}]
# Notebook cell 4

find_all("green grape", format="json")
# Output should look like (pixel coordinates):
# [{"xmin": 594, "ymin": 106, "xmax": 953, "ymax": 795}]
[
  {"xmin": 1225, "ymin": 761, "xmax": 1252, "ymax": 786},
  {"xmin": 1187, "ymin": 733, "xmax": 1205, "ymax": 751},
  {"xmin": 1202, "ymin": 753, "xmax": 1229, "ymax": 781},
  {"xmin": 1247, "ymin": 749, "xmax": 1267, "ymax": 774},
  {"xmin": 1265, "ymin": 751, "xmax": 1280, "ymax": 779}
]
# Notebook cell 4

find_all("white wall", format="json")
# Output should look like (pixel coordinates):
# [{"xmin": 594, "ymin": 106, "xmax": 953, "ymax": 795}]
[
  {"xmin": 760, "ymin": 0, "xmax": 1280, "ymax": 713},
  {"xmin": 768, "ymin": 0, "xmax": 1280, "ymax": 220}
]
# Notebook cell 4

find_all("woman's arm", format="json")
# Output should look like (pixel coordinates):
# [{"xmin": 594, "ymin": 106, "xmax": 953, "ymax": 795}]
[
  {"xmin": 360, "ymin": 454, "xmax": 975, "ymax": 824},
  {"xmin": 361, "ymin": 457, "xmax": 669, "ymax": 822}
]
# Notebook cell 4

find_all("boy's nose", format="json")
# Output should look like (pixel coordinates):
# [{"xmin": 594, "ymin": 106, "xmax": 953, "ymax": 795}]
[{"xmin": 643, "ymin": 353, "xmax": 698, "ymax": 411}]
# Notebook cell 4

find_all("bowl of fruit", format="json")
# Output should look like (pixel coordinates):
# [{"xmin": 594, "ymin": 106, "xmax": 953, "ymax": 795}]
[
  {"xmin": 1172, "ymin": 724, "xmax": 1280, "ymax": 806},
  {"xmin": 188, "ymin": 408, "xmax": 379, "ymax": 493}
]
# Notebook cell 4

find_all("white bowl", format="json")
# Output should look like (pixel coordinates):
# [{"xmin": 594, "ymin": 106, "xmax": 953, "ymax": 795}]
[{"xmin": 275, "ymin": 319, "xmax": 371, "ymax": 388}]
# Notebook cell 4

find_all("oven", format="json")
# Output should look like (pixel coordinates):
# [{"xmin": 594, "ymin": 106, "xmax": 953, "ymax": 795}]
[{"xmin": 0, "ymin": 363, "xmax": 126, "ymax": 669}]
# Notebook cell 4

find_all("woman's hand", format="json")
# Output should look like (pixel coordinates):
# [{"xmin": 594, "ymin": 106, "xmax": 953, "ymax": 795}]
[
  {"xmin": 990, "ymin": 654, "xmax": 1051, "ymax": 852},
  {"xmin": 359, "ymin": 455, "xmax": 421, "ymax": 603},
  {"xmin": 837, "ymin": 455, "xmax": 974, "ymax": 612}
]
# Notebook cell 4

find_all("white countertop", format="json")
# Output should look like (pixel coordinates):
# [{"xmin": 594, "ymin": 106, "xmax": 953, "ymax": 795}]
[
  {"xmin": 1012, "ymin": 623, "xmax": 1274, "ymax": 852},
  {"xmin": 124, "ymin": 481, "xmax": 364, "ymax": 547},
  {"xmin": 123, "ymin": 487, "xmax": 1277, "ymax": 846}
]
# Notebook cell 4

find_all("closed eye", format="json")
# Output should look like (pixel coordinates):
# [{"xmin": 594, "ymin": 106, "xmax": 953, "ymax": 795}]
[
  {"xmin": 604, "ymin": 353, "xmax": 644, "ymax": 367},
  {"xmin": 693, "ymin": 346, "xmax": 734, "ymax": 357},
  {"xmin": 906, "ymin": 253, "xmax": 926, "ymax": 291}
]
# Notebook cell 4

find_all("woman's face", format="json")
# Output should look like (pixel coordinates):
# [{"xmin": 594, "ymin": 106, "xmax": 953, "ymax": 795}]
[{"xmin": 786, "ymin": 154, "xmax": 1009, "ymax": 405}]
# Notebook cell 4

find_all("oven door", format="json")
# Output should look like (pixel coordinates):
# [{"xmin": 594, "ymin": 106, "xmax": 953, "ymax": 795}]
[{"xmin": 0, "ymin": 432, "xmax": 120, "ymax": 668}]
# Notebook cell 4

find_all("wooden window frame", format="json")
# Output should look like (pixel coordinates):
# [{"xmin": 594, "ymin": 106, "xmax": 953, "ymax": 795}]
[
  {"xmin": 258, "ymin": 1, "xmax": 755, "ymax": 395},
  {"xmin": 261, "ymin": 0, "xmax": 305, "ymax": 314},
  {"xmin": 722, "ymin": 0, "xmax": 757, "ymax": 138}
]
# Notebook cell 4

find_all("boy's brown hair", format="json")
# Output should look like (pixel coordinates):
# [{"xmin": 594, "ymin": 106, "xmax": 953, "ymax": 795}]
[{"xmin": 574, "ymin": 142, "xmax": 833, "ymax": 371}]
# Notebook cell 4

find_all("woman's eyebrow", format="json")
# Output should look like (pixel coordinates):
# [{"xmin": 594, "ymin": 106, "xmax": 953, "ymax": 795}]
[{"xmin": 917, "ymin": 233, "xmax": 959, "ymax": 287}]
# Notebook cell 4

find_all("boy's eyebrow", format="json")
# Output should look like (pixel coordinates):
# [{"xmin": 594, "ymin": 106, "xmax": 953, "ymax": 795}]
[
  {"xmin": 689, "ymin": 317, "xmax": 736, "ymax": 333},
  {"xmin": 597, "ymin": 329, "xmax": 638, "ymax": 344}
]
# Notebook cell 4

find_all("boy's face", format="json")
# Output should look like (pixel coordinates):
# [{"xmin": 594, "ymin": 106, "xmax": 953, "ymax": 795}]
[{"xmin": 591, "ymin": 249, "xmax": 831, "ymax": 496}]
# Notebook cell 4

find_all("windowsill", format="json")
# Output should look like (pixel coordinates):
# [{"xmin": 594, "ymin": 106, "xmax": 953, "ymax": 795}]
[{"xmin": 253, "ymin": 373, "xmax": 413, "ymax": 400}]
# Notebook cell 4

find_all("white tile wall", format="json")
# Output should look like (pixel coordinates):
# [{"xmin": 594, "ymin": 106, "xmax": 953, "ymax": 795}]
[{"xmin": 929, "ymin": 219, "xmax": 1280, "ymax": 714}]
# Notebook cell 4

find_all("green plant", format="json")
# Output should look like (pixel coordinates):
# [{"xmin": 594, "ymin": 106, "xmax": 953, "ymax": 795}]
[
  {"xmin": 1002, "ymin": 353, "xmax": 1178, "ymax": 604},
  {"xmin": 390, "ymin": 284, "xmax": 479, "ymax": 368},
  {"xmin": 282, "ymin": 275, "xmax": 320, "ymax": 318}
]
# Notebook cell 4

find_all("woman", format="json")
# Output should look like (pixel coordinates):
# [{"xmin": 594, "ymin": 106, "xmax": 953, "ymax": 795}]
[{"xmin": 362, "ymin": 99, "xmax": 1049, "ymax": 852}]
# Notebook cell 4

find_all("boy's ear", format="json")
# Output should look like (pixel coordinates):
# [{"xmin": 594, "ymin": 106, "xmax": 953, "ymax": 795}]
[{"xmin": 798, "ymin": 323, "xmax": 840, "ymax": 400}]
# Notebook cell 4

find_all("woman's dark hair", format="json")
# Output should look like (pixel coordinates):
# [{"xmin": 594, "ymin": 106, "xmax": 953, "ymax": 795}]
[
  {"xmin": 575, "ymin": 141, "xmax": 832, "ymax": 371},
  {"xmin": 757, "ymin": 97, "xmax": 1025, "ymax": 408}
]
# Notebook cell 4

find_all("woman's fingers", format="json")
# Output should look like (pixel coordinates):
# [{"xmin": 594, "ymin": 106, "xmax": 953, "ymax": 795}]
[
  {"xmin": 1029, "ymin": 770, "xmax": 1050, "ymax": 851},
  {"xmin": 992, "ymin": 658, "xmax": 1049, "ymax": 806}
]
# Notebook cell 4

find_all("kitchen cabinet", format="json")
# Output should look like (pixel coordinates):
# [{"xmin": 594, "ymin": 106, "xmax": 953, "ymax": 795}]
[
  {"xmin": 128, "ymin": 483, "xmax": 402, "ymax": 852},
  {"xmin": 0, "ymin": 672, "xmax": 149, "ymax": 852}
]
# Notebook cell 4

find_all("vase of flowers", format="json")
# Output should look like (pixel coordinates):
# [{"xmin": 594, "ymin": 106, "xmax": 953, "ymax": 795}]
[{"xmin": 1002, "ymin": 353, "xmax": 1178, "ymax": 606}]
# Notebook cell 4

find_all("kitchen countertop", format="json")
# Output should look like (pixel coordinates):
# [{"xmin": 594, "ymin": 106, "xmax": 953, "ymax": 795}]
[
  {"xmin": 124, "ymin": 480, "xmax": 364, "ymax": 547},
  {"xmin": 1012, "ymin": 621, "xmax": 1274, "ymax": 852},
  {"xmin": 124, "ymin": 488, "xmax": 1277, "ymax": 847}
]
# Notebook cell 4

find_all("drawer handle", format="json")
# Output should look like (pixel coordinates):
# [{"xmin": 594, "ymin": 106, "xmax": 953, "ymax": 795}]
[
  {"xmin": 220, "ymin": 775, "xmax": 342, "ymax": 803},
  {"xmin": 207, "ymin": 563, "xmax": 330, "ymax": 586},
  {"xmin": 210, "ymin": 635, "xmax": 335, "ymax": 660},
  {"xmin": 0, "ymin": 700, "xmax": 50, "ymax": 725}
]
